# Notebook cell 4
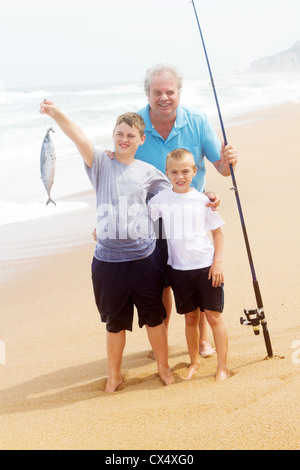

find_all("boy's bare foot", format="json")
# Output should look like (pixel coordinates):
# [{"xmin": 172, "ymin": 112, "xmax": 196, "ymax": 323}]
[
  {"xmin": 182, "ymin": 362, "xmax": 201, "ymax": 380},
  {"xmin": 105, "ymin": 376, "xmax": 123, "ymax": 393},
  {"xmin": 158, "ymin": 365, "xmax": 175, "ymax": 386},
  {"xmin": 199, "ymin": 340, "xmax": 216, "ymax": 357},
  {"xmin": 215, "ymin": 367, "xmax": 234, "ymax": 382},
  {"xmin": 147, "ymin": 350, "xmax": 156, "ymax": 361}
]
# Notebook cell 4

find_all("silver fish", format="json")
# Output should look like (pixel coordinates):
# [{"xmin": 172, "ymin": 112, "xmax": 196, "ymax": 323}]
[{"xmin": 40, "ymin": 127, "xmax": 56, "ymax": 206}]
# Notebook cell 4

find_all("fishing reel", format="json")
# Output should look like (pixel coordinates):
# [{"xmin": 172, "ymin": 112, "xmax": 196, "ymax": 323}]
[{"xmin": 240, "ymin": 308, "xmax": 265, "ymax": 336}]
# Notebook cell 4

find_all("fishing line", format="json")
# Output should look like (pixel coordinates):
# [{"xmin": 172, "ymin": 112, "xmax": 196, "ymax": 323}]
[{"xmin": 190, "ymin": 0, "xmax": 274, "ymax": 358}]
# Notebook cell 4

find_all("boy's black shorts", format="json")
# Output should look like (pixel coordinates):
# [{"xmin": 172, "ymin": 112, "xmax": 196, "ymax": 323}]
[
  {"xmin": 167, "ymin": 266, "xmax": 224, "ymax": 314},
  {"xmin": 91, "ymin": 245, "xmax": 167, "ymax": 333}
]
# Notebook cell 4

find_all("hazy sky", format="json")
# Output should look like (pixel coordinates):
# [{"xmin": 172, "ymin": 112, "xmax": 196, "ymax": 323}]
[{"xmin": 1, "ymin": 0, "xmax": 299, "ymax": 89}]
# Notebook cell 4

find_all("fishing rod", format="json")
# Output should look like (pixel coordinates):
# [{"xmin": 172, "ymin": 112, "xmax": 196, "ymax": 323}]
[{"xmin": 190, "ymin": 0, "xmax": 273, "ymax": 358}]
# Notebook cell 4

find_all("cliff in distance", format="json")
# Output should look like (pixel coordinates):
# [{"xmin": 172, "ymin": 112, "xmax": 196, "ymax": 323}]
[{"xmin": 249, "ymin": 41, "xmax": 300, "ymax": 73}]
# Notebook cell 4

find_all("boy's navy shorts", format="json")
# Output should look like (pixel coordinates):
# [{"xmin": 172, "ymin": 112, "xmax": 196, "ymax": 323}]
[
  {"xmin": 91, "ymin": 245, "xmax": 167, "ymax": 333},
  {"xmin": 167, "ymin": 266, "xmax": 224, "ymax": 314}
]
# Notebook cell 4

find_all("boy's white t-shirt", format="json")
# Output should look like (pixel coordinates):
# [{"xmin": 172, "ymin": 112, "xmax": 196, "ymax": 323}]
[{"xmin": 149, "ymin": 188, "xmax": 225, "ymax": 270}]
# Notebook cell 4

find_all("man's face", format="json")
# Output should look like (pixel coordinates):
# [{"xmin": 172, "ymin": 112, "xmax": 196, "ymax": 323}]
[{"xmin": 147, "ymin": 72, "xmax": 180, "ymax": 122}]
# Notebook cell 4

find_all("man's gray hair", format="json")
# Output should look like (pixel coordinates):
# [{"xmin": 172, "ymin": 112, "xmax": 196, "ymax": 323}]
[{"xmin": 144, "ymin": 64, "xmax": 184, "ymax": 96}]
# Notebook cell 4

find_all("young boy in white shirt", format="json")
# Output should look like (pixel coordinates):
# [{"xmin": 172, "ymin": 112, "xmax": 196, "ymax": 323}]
[{"xmin": 149, "ymin": 148, "xmax": 232, "ymax": 381}]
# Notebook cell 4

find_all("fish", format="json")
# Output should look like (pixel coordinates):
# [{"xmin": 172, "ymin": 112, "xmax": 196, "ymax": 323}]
[{"xmin": 40, "ymin": 127, "xmax": 56, "ymax": 206}]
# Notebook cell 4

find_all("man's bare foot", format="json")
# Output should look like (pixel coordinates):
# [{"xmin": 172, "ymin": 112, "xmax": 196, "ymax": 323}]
[
  {"xmin": 105, "ymin": 376, "xmax": 123, "ymax": 392},
  {"xmin": 215, "ymin": 366, "xmax": 234, "ymax": 382},
  {"xmin": 158, "ymin": 365, "xmax": 175, "ymax": 386},
  {"xmin": 181, "ymin": 362, "xmax": 201, "ymax": 380},
  {"xmin": 199, "ymin": 341, "xmax": 216, "ymax": 357}
]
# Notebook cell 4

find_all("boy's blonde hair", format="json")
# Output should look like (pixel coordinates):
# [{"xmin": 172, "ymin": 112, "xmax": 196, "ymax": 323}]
[
  {"xmin": 114, "ymin": 113, "xmax": 145, "ymax": 138},
  {"xmin": 166, "ymin": 148, "xmax": 196, "ymax": 170}
]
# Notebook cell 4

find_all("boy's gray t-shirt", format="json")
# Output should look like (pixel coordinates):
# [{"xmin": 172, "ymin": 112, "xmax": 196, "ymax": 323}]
[{"xmin": 85, "ymin": 147, "xmax": 171, "ymax": 262}]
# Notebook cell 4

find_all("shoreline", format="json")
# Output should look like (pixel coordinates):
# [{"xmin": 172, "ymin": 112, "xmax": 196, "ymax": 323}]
[
  {"xmin": 0, "ymin": 101, "xmax": 299, "ymax": 450},
  {"xmin": 0, "ymin": 190, "xmax": 96, "ymax": 283}
]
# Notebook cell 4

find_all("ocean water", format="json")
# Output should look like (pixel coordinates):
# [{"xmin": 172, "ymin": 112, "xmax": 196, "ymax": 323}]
[{"xmin": 0, "ymin": 72, "xmax": 299, "ymax": 228}]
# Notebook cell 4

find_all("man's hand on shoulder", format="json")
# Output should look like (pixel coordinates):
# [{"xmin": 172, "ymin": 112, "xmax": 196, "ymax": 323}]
[{"xmin": 205, "ymin": 191, "xmax": 220, "ymax": 211}]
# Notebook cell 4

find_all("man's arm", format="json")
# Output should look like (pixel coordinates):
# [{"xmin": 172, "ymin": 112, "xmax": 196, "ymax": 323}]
[
  {"xmin": 204, "ymin": 191, "xmax": 220, "ymax": 211},
  {"xmin": 40, "ymin": 100, "xmax": 94, "ymax": 167},
  {"xmin": 213, "ymin": 143, "xmax": 237, "ymax": 176}
]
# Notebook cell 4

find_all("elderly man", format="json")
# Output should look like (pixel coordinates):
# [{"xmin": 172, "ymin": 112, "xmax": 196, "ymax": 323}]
[
  {"xmin": 103, "ymin": 64, "xmax": 238, "ymax": 355},
  {"xmin": 135, "ymin": 64, "xmax": 237, "ymax": 355},
  {"xmin": 136, "ymin": 63, "xmax": 237, "ymax": 188}
]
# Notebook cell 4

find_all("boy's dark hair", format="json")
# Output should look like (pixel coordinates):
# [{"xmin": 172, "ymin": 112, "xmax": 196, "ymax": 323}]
[{"xmin": 114, "ymin": 113, "xmax": 145, "ymax": 137}]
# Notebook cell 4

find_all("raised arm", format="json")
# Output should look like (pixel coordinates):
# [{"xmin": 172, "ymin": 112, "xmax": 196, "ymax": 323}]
[{"xmin": 40, "ymin": 100, "xmax": 94, "ymax": 167}]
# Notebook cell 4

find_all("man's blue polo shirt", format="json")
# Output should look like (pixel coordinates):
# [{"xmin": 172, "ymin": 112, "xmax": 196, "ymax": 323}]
[{"xmin": 135, "ymin": 104, "xmax": 221, "ymax": 192}]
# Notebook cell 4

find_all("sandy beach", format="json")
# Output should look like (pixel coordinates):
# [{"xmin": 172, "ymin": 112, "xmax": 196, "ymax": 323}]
[{"xmin": 0, "ymin": 102, "xmax": 299, "ymax": 450}]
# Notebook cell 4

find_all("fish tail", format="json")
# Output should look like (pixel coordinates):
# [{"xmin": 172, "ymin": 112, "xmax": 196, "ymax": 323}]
[
  {"xmin": 46, "ymin": 197, "xmax": 56, "ymax": 206},
  {"xmin": 47, "ymin": 127, "xmax": 55, "ymax": 135}
]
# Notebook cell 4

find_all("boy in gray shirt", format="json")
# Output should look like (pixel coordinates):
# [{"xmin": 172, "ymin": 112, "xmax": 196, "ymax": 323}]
[{"xmin": 40, "ymin": 101, "xmax": 175, "ymax": 392}]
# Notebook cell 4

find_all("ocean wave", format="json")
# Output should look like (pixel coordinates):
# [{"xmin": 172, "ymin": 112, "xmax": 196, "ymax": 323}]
[
  {"xmin": 1, "ymin": 73, "xmax": 300, "ymax": 226},
  {"xmin": 53, "ymin": 84, "xmax": 143, "ymax": 97},
  {"xmin": 0, "ymin": 89, "xmax": 53, "ymax": 105},
  {"xmin": 1, "ymin": 83, "xmax": 143, "ymax": 105}
]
